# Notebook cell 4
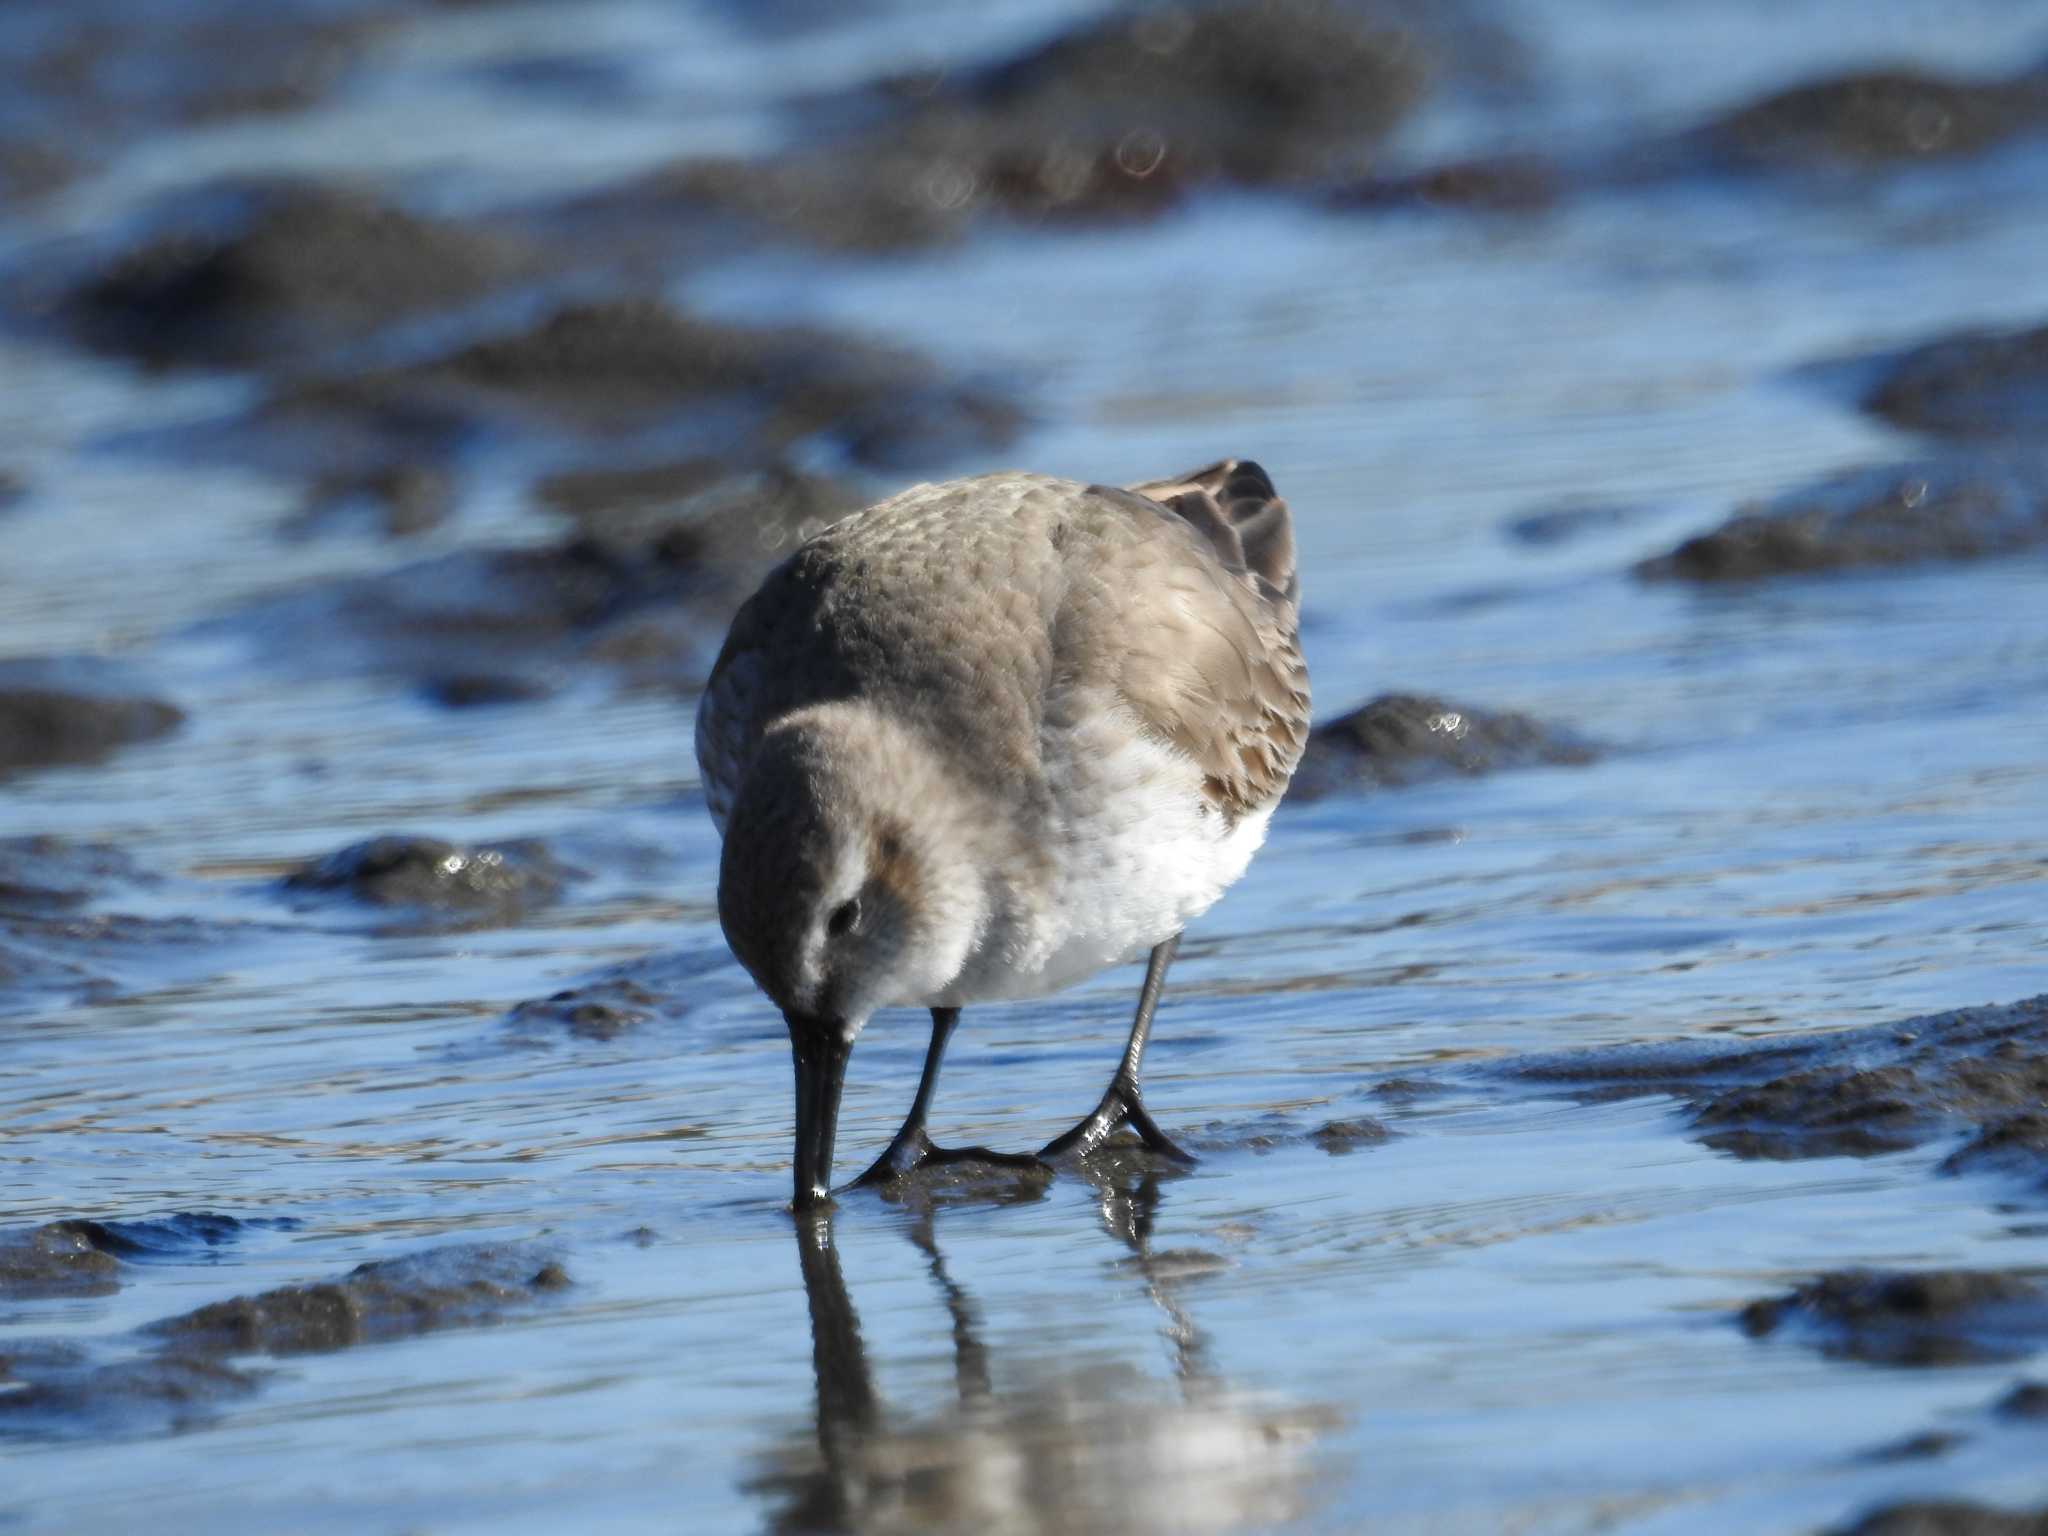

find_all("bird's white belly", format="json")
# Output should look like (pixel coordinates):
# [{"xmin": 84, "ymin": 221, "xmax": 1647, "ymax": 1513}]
[{"xmin": 942, "ymin": 714, "xmax": 1273, "ymax": 1005}]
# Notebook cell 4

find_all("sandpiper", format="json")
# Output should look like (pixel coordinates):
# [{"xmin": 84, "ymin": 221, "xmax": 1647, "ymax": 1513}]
[{"xmin": 697, "ymin": 460, "xmax": 1308, "ymax": 1207}]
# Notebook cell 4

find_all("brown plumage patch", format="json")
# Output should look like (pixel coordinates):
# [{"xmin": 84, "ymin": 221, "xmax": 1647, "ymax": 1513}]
[
  {"xmin": 1116, "ymin": 459, "xmax": 1311, "ymax": 823},
  {"xmin": 868, "ymin": 818, "xmax": 923, "ymax": 912}
]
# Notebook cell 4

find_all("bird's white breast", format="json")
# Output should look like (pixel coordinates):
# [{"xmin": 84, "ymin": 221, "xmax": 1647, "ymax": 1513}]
[{"xmin": 941, "ymin": 702, "xmax": 1272, "ymax": 1005}]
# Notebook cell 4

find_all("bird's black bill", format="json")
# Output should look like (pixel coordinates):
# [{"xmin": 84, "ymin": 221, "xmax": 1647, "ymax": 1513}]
[{"xmin": 789, "ymin": 1017, "xmax": 852, "ymax": 1210}]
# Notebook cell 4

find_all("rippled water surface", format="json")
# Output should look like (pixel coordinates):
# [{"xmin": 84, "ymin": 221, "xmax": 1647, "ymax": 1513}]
[{"xmin": 4, "ymin": 2, "xmax": 2048, "ymax": 1532}]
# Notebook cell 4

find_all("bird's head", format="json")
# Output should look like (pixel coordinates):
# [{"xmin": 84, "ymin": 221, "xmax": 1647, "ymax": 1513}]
[{"xmin": 716, "ymin": 705, "xmax": 990, "ymax": 1206}]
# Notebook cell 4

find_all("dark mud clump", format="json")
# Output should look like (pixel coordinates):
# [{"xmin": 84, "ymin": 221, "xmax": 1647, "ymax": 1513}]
[
  {"xmin": 1502, "ymin": 499, "xmax": 1656, "ymax": 547},
  {"xmin": 1500, "ymin": 994, "xmax": 2048, "ymax": 1165},
  {"xmin": 0, "ymin": 838, "xmax": 248, "ymax": 1016},
  {"xmin": 1741, "ymin": 1269, "xmax": 2048, "ymax": 1366},
  {"xmin": 0, "ymin": 138, "xmax": 78, "ymax": 205},
  {"xmin": 220, "ymin": 459, "xmax": 860, "ymax": 692},
  {"xmin": 1701, "ymin": 68, "xmax": 2048, "ymax": 171},
  {"xmin": 2, "ymin": 1244, "xmax": 567, "ymax": 1437},
  {"xmin": 59, "ymin": 182, "xmax": 535, "ymax": 371},
  {"xmin": 1634, "ymin": 457, "xmax": 2048, "ymax": 581},
  {"xmin": 0, "ymin": 1213, "xmax": 253, "ymax": 1302},
  {"xmin": 417, "ymin": 672, "xmax": 555, "ymax": 710},
  {"xmin": 151, "ymin": 1243, "xmax": 570, "ymax": 1356},
  {"xmin": 0, "ymin": 1222, "xmax": 125, "ymax": 1300},
  {"xmin": 1940, "ymin": 1114, "xmax": 2048, "ymax": 1192},
  {"xmin": 1997, "ymin": 1381, "xmax": 2048, "ymax": 1420},
  {"xmin": 268, "ymin": 297, "xmax": 1020, "ymax": 471},
  {"xmin": 1290, "ymin": 692, "xmax": 1595, "ymax": 795},
  {"xmin": 0, "ymin": 911, "xmax": 243, "ymax": 1018},
  {"xmin": 0, "ymin": 836, "xmax": 149, "ymax": 916},
  {"xmin": 1689, "ymin": 1002, "xmax": 2048, "ymax": 1161},
  {"xmin": 535, "ymin": 457, "xmax": 862, "ymax": 561},
  {"xmin": 1834, "ymin": 1502, "xmax": 2048, "ymax": 1536},
  {"xmin": 574, "ymin": 0, "xmax": 1424, "ymax": 253},
  {"xmin": 283, "ymin": 835, "xmax": 570, "ymax": 927},
  {"xmin": 1, "ymin": 5, "xmax": 390, "ymax": 159},
  {"xmin": 0, "ymin": 837, "xmax": 260, "ymax": 1017},
  {"xmin": 1327, "ymin": 153, "xmax": 1561, "ymax": 215},
  {"xmin": 0, "ymin": 1348, "xmax": 262, "ymax": 1437},
  {"xmin": 500, "ymin": 948, "xmax": 738, "ymax": 1050},
  {"xmin": 0, "ymin": 659, "xmax": 184, "ymax": 780},
  {"xmin": 505, "ymin": 978, "xmax": 667, "ymax": 1042},
  {"xmin": 1310, "ymin": 1117, "xmax": 1393, "ymax": 1155},
  {"xmin": 289, "ymin": 463, "xmax": 458, "ymax": 542},
  {"xmin": 952, "ymin": 0, "xmax": 1424, "ymax": 186},
  {"xmin": 1858, "ymin": 1430, "xmax": 1964, "ymax": 1463},
  {"xmin": 1862, "ymin": 323, "xmax": 2048, "ymax": 441},
  {"xmin": 872, "ymin": 1156, "xmax": 1056, "ymax": 1214},
  {"xmin": 1329, "ymin": 65, "xmax": 2048, "ymax": 221}
]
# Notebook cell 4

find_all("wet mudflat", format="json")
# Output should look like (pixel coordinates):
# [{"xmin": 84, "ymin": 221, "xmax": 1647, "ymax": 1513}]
[{"xmin": 4, "ymin": 1, "xmax": 2048, "ymax": 1531}]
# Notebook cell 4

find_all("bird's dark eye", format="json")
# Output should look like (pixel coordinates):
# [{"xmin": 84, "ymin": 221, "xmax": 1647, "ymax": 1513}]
[{"xmin": 827, "ymin": 898, "xmax": 861, "ymax": 938}]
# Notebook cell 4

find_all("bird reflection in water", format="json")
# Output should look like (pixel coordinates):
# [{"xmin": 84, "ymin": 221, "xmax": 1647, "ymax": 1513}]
[{"xmin": 749, "ymin": 1167, "xmax": 1338, "ymax": 1535}]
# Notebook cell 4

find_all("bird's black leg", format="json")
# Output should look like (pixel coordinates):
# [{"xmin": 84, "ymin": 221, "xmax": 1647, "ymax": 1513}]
[
  {"xmin": 1041, "ymin": 933, "xmax": 1195, "ymax": 1164},
  {"xmin": 852, "ymin": 1007, "xmax": 1047, "ymax": 1188}
]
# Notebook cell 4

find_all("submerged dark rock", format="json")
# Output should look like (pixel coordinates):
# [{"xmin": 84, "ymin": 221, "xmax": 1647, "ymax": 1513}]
[
  {"xmin": 1835, "ymin": 1502, "xmax": 2048, "ymax": 1536},
  {"xmin": 2, "ymin": 1243, "xmax": 567, "ymax": 1437},
  {"xmin": 1741, "ymin": 1269, "xmax": 2048, "ymax": 1366},
  {"xmin": 0, "ymin": 1350, "xmax": 263, "ymax": 1436},
  {"xmin": 417, "ymin": 672, "xmax": 555, "ymax": 709},
  {"xmin": 289, "ymin": 463, "xmax": 458, "ymax": 541},
  {"xmin": 267, "ymin": 298, "xmax": 1020, "ymax": 471},
  {"xmin": 1997, "ymin": 1381, "xmax": 2048, "ymax": 1420},
  {"xmin": 0, "ymin": 688, "xmax": 183, "ymax": 777},
  {"xmin": 219, "ymin": 459, "xmax": 860, "ymax": 692},
  {"xmin": 1327, "ymin": 62, "xmax": 2048, "ymax": 228},
  {"xmin": 500, "ymin": 948, "xmax": 738, "ymax": 1052},
  {"xmin": 1702, "ymin": 68, "xmax": 2048, "ymax": 171},
  {"xmin": 0, "ymin": 837, "xmax": 148, "ymax": 916},
  {"xmin": 1502, "ymin": 499, "xmax": 1656, "ymax": 547},
  {"xmin": 0, "ymin": 5, "xmax": 390, "ymax": 158},
  {"xmin": 1310, "ymin": 1117, "xmax": 1393, "ymax": 1155},
  {"xmin": 0, "ymin": 910, "xmax": 247, "ymax": 1019},
  {"xmin": 1857, "ymin": 1429, "xmax": 1964, "ymax": 1463},
  {"xmin": 0, "ymin": 138, "xmax": 79, "ymax": 205},
  {"xmin": 572, "ymin": 0, "xmax": 1424, "ymax": 253},
  {"xmin": 1328, "ymin": 153, "xmax": 1561, "ymax": 214},
  {"xmin": 151, "ymin": 1243, "xmax": 570, "ymax": 1356},
  {"xmin": 1941, "ymin": 1114, "xmax": 2048, "ymax": 1191},
  {"xmin": 955, "ymin": 0, "xmax": 1424, "ymax": 186},
  {"xmin": 0, "ymin": 1213, "xmax": 253, "ymax": 1302},
  {"xmin": 1290, "ymin": 692, "xmax": 1595, "ymax": 795},
  {"xmin": 0, "ymin": 826, "xmax": 255, "ymax": 1018},
  {"xmin": 0, "ymin": 660, "xmax": 183, "ymax": 780},
  {"xmin": 283, "ymin": 835, "xmax": 570, "ymax": 926},
  {"xmin": 1634, "ymin": 457, "xmax": 2048, "ymax": 580},
  {"xmin": 505, "ymin": 978, "xmax": 665, "ymax": 1042},
  {"xmin": 60, "ymin": 182, "xmax": 534, "ymax": 371},
  {"xmin": 1863, "ymin": 323, "xmax": 2048, "ymax": 442},
  {"xmin": 1502, "ymin": 995, "xmax": 2048, "ymax": 1167},
  {"xmin": 0, "ymin": 1222, "xmax": 125, "ymax": 1300},
  {"xmin": 535, "ymin": 457, "xmax": 862, "ymax": 560}
]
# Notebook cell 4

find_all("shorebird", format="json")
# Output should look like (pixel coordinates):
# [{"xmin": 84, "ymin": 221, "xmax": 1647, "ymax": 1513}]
[{"xmin": 697, "ymin": 461, "xmax": 1308, "ymax": 1207}]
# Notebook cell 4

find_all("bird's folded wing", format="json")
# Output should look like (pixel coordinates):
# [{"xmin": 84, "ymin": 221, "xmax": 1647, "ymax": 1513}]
[{"xmin": 1072, "ymin": 465, "xmax": 1310, "ymax": 822}]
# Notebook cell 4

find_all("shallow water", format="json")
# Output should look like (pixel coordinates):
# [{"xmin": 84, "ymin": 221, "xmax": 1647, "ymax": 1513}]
[{"xmin": 4, "ymin": 1, "xmax": 2048, "ymax": 1532}]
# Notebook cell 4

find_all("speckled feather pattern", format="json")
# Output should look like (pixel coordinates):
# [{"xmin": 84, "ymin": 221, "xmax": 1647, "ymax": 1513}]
[{"xmin": 697, "ymin": 462, "xmax": 1309, "ymax": 1005}]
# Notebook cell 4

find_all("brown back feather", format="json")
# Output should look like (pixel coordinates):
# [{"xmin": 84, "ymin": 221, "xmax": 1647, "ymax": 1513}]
[{"xmin": 1109, "ymin": 459, "xmax": 1309, "ymax": 822}]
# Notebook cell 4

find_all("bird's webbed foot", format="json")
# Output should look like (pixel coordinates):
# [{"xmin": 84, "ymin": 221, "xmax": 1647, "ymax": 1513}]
[
  {"xmin": 850, "ymin": 1124, "xmax": 1050, "ymax": 1191},
  {"xmin": 1039, "ymin": 1074, "xmax": 1197, "ymax": 1165}
]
